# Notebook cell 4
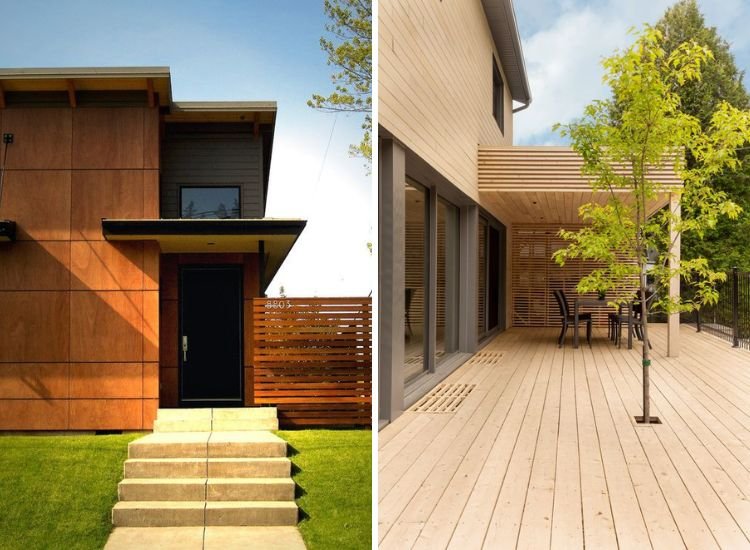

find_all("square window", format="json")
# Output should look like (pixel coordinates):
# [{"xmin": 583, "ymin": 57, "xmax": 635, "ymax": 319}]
[{"xmin": 180, "ymin": 187, "xmax": 240, "ymax": 219}]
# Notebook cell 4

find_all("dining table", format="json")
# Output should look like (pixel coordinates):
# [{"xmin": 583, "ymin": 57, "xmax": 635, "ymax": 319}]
[{"xmin": 573, "ymin": 297, "xmax": 634, "ymax": 349}]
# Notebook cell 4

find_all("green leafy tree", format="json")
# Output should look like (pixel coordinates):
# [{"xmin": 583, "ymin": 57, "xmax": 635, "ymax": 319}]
[
  {"xmin": 553, "ymin": 26, "xmax": 750, "ymax": 422},
  {"xmin": 309, "ymin": 0, "xmax": 372, "ymax": 165},
  {"xmin": 657, "ymin": 0, "xmax": 750, "ymax": 270}
]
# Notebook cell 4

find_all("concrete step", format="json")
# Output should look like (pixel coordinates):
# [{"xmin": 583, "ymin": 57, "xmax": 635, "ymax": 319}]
[
  {"xmin": 128, "ymin": 431, "xmax": 287, "ymax": 459},
  {"xmin": 154, "ymin": 408, "xmax": 279, "ymax": 432},
  {"xmin": 124, "ymin": 457, "xmax": 291, "ymax": 479},
  {"xmin": 206, "ymin": 501, "xmax": 298, "ymax": 526},
  {"xmin": 118, "ymin": 478, "xmax": 205, "ymax": 501},
  {"xmin": 118, "ymin": 478, "xmax": 295, "ymax": 502},
  {"xmin": 207, "ymin": 478, "xmax": 295, "ymax": 501},
  {"xmin": 153, "ymin": 417, "xmax": 278, "ymax": 432},
  {"xmin": 112, "ymin": 501, "xmax": 298, "ymax": 527},
  {"xmin": 112, "ymin": 501, "xmax": 204, "ymax": 527}
]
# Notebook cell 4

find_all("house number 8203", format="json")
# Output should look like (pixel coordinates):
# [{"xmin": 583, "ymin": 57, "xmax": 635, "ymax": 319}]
[{"xmin": 265, "ymin": 300, "xmax": 293, "ymax": 309}]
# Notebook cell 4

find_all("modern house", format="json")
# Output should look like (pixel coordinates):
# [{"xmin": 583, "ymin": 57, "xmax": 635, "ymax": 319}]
[
  {"xmin": 378, "ymin": 0, "xmax": 682, "ymax": 424},
  {"xmin": 0, "ymin": 67, "xmax": 306, "ymax": 430}
]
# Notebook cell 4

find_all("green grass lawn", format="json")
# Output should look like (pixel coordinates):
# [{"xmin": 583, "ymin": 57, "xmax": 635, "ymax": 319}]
[
  {"xmin": 278, "ymin": 429, "xmax": 372, "ymax": 550},
  {"xmin": 0, "ymin": 433, "xmax": 143, "ymax": 550},
  {"xmin": 0, "ymin": 429, "xmax": 372, "ymax": 550}
]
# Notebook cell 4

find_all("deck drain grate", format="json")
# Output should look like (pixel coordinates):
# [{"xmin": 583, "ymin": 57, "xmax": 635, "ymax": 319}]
[
  {"xmin": 411, "ymin": 383, "xmax": 476, "ymax": 413},
  {"xmin": 466, "ymin": 351, "xmax": 504, "ymax": 365}
]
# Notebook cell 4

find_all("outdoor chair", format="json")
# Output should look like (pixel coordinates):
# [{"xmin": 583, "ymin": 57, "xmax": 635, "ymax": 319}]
[
  {"xmin": 614, "ymin": 291, "xmax": 654, "ymax": 349},
  {"xmin": 553, "ymin": 289, "xmax": 592, "ymax": 348}
]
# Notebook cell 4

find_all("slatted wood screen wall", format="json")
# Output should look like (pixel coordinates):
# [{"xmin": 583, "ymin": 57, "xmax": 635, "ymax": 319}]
[
  {"xmin": 252, "ymin": 297, "xmax": 372, "ymax": 427},
  {"xmin": 512, "ymin": 225, "xmax": 637, "ymax": 327}
]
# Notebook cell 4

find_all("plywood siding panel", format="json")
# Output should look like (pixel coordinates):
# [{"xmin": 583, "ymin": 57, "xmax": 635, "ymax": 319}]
[
  {"xmin": 143, "ymin": 107, "xmax": 160, "ymax": 170},
  {"xmin": 0, "ymin": 400, "xmax": 69, "ymax": 430},
  {"xmin": 380, "ymin": 0, "xmax": 511, "ymax": 198},
  {"xmin": 143, "ymin": 291, "xmax": 159, "ymax": 362},
  {"xmin": 1, "ymin": 108, "xmax": 72, "ymax": 169},
  {"xmin": 0, "ymin": 241, "xmax": 70, "ymax": 290},
  {"xmin": 143, "ymin": 398, "xmax": 158, "ymax": 429},
  {"xmin": 143, "ymin": 170, "xmax": 160, "ymax": 218},
  {"xmin": 0, "ymin": 291, "xmax": 70, "ymax": 362},
  {"xmin": 0, "ymin": 364, "xmax": 69, "ymax": 399},
  {"xmin": 71, "ymin": 170, "xmax": 144, "ymax": 240},
  {"xmin": 69, "ymin": 363, "xmax": 143, "ymax": 398},
  {"xmin": 0, "ymin": 171, "xmax": 71, "ymax": 241},
  {"xmin": 72, "ymin": 107, "xmax": 144, "ymax": 168},
  {"xmin": 70, "ymin": 291, "xmax": 143, "ymax": 362},
  {"xmin": 70, "ymin": 241, "xmax": 143, "ymax": 290},
  {"xmin": 143, "ymin": 362, "xmax": 159, "ymax": 399},
  {"xmin": 69, "ymin": 399, "xmax": 142, "ymax": 430},
  {"xmin": 143, "ymin": 242, "xmax": 160, "ymax": 290}
]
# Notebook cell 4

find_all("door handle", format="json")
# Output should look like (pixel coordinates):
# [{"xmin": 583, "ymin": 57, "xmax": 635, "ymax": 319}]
[{"xmin": 182, "ymin": 335, "xmax": 188, "ymax": 362}]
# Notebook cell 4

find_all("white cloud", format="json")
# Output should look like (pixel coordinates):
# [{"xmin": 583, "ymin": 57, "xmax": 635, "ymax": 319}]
[{"xmin": 511, "ymin": 0, "xmax": 750, "ymax": 144}]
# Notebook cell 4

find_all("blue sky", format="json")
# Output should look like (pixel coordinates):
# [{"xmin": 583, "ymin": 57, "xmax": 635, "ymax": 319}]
[
  {"xmin": 513, "ymin": 0, "xmax": 750, "ymax": 145},
  {"xmin": 0, "ymin": 0, "xmax": 372, "ymax": 297}
]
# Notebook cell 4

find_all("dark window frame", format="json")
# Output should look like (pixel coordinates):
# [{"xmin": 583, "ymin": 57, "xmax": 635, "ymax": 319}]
[
  {"xmin": 492, "ymin": 57, "xmax": 505, "ymax": 134},
  {"xmin": 179, "ymin": 185, "xmax": 242, "ymax": 219}
]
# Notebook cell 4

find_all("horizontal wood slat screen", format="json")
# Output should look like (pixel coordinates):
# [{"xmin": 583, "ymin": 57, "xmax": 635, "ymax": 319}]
[
  {"xmin": 252, "ymin": 297, "xmax": 372, "ymax": 427},
  {"xmin": 512, "ymin": 225, "xmax": 637, "ymax": 327}
]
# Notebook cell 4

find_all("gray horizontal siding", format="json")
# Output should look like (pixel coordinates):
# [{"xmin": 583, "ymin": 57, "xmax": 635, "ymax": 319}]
[{"xmin": 160, "ymin": 124, "xmax": 264, "ymax": 218}]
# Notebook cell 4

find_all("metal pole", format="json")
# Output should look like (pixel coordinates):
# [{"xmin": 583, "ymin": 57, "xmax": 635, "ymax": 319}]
[{"xmin": 732, "ymin": 266, "xmax": 740, "ymax": 348}]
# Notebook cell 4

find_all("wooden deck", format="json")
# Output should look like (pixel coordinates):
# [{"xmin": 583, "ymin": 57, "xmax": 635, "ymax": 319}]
[{"xmin": 379, "ymin": 325, "xmax": 750, "ymax": 549}]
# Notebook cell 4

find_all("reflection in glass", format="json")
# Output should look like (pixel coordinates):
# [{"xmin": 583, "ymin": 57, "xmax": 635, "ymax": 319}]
[
  {"xmin": 436, "ymin": 199, "xmax": 459, "ymax": 363},
  {"xmin": 404, "ymin": 180, "xmax": 427, "ymax": 383},
  {"xmin": 181, "ymin": 187, "xmax": 240, "ymax": 219},
  {"xmin": 478, "ymin": 217, "xmax": 488, "ymax": 335}
]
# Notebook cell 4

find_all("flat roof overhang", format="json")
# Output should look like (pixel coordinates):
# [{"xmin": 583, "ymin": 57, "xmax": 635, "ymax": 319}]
[
  {"xmin": 478, "ymin": 146, "xmax": 682, "ymax": 225},
  {"xmin": 0, "ymin": 220, "xmax": 15, "ymax": 242},
  {"xmin": 102, "ymin": 218, "xmax": 306, "ymax": 289},
  {"xmin": 0, "ymin": 66, "xmax": 172, "ymax": 106}
]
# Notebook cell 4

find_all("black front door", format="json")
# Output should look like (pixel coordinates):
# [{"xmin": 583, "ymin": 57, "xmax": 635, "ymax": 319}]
[{"xmin": 179, "ymin": 265, "xmax": 243, "ymax": 406}]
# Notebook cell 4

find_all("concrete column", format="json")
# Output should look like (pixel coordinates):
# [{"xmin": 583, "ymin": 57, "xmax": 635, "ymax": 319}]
[
  {"xmin": 668, "ymin": 192, "xmax": 681, "ymax": 357},
  {"xmin": 378, "ymin": 139, "xmax": 406, "ymax": 422},
  {"xmin": 458, "ymin": 205, "xmax": 478, "ymax": 351}
]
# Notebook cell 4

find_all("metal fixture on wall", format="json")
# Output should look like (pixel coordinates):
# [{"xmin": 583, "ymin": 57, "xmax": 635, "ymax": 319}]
[{"xmin": 0, "ymin": 133, "xmax": 14, "ymax": 209}]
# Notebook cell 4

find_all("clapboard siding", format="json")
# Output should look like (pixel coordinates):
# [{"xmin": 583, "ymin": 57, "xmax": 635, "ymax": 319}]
[
  {"xmin": 160, "ymin": 124, "xmax": 264, "ymax": 218},
  {"xmin": 379, "ymin": 0, "xmax": 511, "ymax": 200}
]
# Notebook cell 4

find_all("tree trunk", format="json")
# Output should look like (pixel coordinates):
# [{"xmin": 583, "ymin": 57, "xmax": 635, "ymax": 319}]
[{"xmin": 640, "ymin": 266, "xmax": 651, "ymax": 423}]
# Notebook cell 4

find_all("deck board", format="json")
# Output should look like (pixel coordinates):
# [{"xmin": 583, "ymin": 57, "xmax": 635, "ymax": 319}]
[{"xmin": 379, "ymin": 325, "xmax": 750, "ymax": 549}]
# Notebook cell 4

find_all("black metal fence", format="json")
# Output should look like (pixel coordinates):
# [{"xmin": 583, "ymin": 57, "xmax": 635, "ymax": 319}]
[{"xmin": 683, "ymin": 268, "xmax": 750, "ymax": 350}]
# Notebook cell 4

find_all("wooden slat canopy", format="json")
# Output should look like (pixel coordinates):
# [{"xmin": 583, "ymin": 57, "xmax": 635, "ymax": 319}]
[{"xmin": 478, "ymin": 146, "xmax": 680, "ymax": 225}]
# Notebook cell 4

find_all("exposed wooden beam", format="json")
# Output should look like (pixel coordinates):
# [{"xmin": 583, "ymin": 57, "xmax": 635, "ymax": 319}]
[
  {"xmin": 254, "ymin": 112, "xmax": 260, "ymax": 137},
  {"xmin": 0, "ymin": 82, "xmax": 5, "ymax": 109},
  {"xmin": 66, "ymin": 79, "xmax": 77, "ymax": 108},
  {"xmin": 146, "ymin": 78, "xmax": 155, "ymax": 108}
]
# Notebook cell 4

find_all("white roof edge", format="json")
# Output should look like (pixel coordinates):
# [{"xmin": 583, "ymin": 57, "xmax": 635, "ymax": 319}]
[
  {"xmin": 0, "ymin": 66, "xmax": 171, "ymax": 79},
  {"xmin": 482, "ymin": 0, "xmax": 532, "ymax": 105},
  {"xmin": 171, "ymin": 101, "xmax": 277, "ymax": 112}
]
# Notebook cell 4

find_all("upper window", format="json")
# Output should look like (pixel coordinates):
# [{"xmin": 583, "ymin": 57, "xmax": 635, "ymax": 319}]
[
  {"xmin": 492, "ymin": 58, "xmax": 504, "ymax": 134},
  {"xmin": 180, "ymin": 187, "xmax": 240, "ymax": 219}
]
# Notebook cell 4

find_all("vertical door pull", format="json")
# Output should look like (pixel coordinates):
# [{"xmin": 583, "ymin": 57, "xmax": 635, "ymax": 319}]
[{"xmin": 182, "ymin": 335, "xmax": 188, "ymax": 362}]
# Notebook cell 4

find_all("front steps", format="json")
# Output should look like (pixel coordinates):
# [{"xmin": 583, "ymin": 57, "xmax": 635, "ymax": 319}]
[{"xmin": 112, "ymin": 408, "xmax": 298, "ymax": 528}]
